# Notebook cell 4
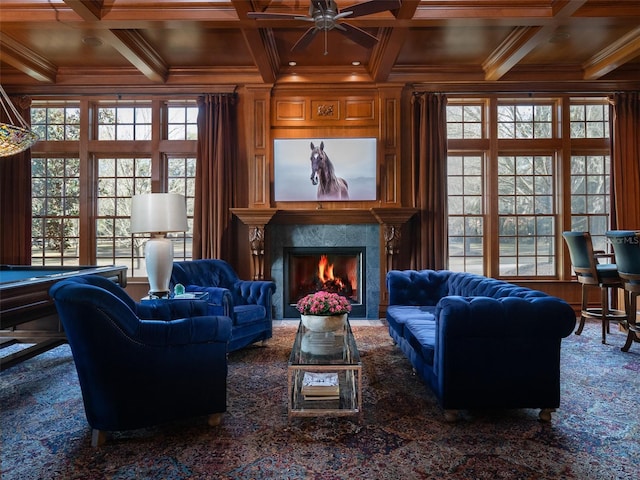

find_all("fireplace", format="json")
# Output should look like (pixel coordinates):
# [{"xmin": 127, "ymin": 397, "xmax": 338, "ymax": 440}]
[
  {"xmin": 269, "ymin": 223, "xmax": 380, "ymax": 319},
  {"xmin": 283, "ymin": 247, "xmax": 365, "ymax": 318}
]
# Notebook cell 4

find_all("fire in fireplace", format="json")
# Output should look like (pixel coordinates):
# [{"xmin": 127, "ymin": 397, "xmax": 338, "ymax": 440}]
[{"xmin": 283, "ymin": 247, "xmax": 365, "ymax": 318}]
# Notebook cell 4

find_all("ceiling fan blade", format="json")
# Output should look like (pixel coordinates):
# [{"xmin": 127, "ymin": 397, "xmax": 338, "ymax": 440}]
[
  {"xmin": 338, "ymin": 23, "xmax": 378, "ymax": 48},
  {"xmin": 247, "ymin": 12, "xmax": 311, "ymax": 20},
  {"xmin": 291, "ymin": 27, "xmax": 320, "ymax": 52},
  {"xmin": 343, "ymin": 0, "xmax": 401, "ymax": 18}
]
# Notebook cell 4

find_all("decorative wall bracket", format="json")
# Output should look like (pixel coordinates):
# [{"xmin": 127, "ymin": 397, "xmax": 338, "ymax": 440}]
[
  {"xmin": 370, "ymin": 208, "xmax": 418, "ymax": 306},
  {"xmin": 230, "ymin": 209, "xmax": 277, "ymax": 280}
]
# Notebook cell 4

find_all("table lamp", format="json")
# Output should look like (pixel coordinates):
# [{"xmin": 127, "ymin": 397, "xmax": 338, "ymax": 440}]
[{"xmin": 130, "ymin": 193, "xmax": 188, "ymax": 298}]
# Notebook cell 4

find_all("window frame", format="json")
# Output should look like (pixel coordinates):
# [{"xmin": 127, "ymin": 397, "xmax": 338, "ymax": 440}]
[
  {"xmin": 446, "ymin": 95, "xmax": 611, "ymax": 280},
  {"xmin": 29, "ymin": 97, "xmax": 198, "ymax": 276}
]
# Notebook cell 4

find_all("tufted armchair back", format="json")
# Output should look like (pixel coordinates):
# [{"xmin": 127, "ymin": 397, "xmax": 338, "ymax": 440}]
[
  {"xmin": 170, "ymin": 259, "xmax": 276, "ymax": 351},
  {"xmin": 172, "ymin": 259, "xmax": 244, "ymax": 305}
]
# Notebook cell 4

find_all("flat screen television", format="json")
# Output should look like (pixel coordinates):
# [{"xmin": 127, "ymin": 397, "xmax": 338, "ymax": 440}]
[{"xmin": 273, "ymin": 137, "xmax": 377, "ymax": 202}]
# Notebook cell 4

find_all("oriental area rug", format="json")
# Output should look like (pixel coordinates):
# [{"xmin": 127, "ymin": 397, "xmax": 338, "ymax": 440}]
[{"xmin": 1, "ymin": 321, "xmax": 638, "ymax": 479}]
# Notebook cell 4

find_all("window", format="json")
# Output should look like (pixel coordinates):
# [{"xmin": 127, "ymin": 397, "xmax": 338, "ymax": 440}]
[
  {"xmin": 497, "ymin": 103, "xmax": 553, "ymax": 139},
  {"xmin": 97, "ymin": 104, "xmax": 152, "ymax": 140},
  {"xmin": 30, "ymin": 100, "xmax": 198, "ymax": 272},
  {"xmin": 31, "ymin": 105, "xmax": 80, "ymax": 141},
  {"xmin": 497, "ymin": 155, "xmax": 555, "ymax": 276},
  {"xmin": 167, "ymin": 156, "xmax": 196, "ymax": 261},
  {"xmin": 570, "ymin": 155, "xmax": 610, "ymax": 252},
  {"xmin": 31, "ymin": 157, "xmax": 80, "ymax": 265},
  {"xmin": 446, "ymin": 97, "xmax": 611, "ymax": 278},
  {"xmin": 97, "ymin": 157, "xmax": 151, "ymax": 274},
  {"xmin": 168, "ymin": 105, "xmax": 198, "ymax": 140},
  {"xmin": 447, "ymin": 155, "xmax": 484, "ymax": 273},
  {"xmin": 446, "ymin": 104, "xmax": 484, "ymax": 139},
  {"xmin": 570, "ymin": 103, "xmax": 609, "ymax": 139}
]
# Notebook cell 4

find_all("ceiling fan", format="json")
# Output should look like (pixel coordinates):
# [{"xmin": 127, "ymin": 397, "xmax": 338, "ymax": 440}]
[{"xmin": 247, "ymin": 0, "xmax": 401, "ymax": 54}]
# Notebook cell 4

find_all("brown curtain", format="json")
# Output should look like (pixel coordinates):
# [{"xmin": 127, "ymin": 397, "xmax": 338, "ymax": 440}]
[
  {"xmin": 0, "ymin": 95, "xmax": 33, "ymax": 264},
  {"xmin": 410, "ymin": 92, "xmax": 448, "ymax": 270},
  {"xmin": 193, "ymin": 93, "xmax": 237, "ymax": 260},
  {"xmin": 610, "ymin": 92, "xmax": 640, "ymax": 230}
]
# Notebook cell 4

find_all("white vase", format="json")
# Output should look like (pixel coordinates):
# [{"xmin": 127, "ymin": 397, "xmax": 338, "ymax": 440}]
[{"xmin": 300, "ymin": 313, "xmax": 347, "ymax": 332}]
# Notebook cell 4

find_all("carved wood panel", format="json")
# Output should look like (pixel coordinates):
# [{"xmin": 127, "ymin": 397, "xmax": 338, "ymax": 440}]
[{"xmin": 272, "ymin": 94, "xmax": 378, "ymax": 127}]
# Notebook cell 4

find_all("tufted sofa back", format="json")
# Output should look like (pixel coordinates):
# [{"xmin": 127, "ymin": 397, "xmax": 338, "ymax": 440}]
[
  {"xmin": 446, "ymin": 271, "xmax": 548, "ymax": 300},
  {"xmin": 388, "ymin": 269, "xmax": 549, "ymax": 306}
]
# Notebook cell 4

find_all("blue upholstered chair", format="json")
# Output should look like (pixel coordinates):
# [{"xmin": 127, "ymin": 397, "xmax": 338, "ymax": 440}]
[
  {"xmin": 49, "ymin": 275, "xmax": 232, "ymax": 447},
  {"xmin": 606, "ymin": 230, "xmax": 640, "ymax": 352},
  {"xmin": 562, "ymin": 231, "xmax": 627, "ymax": 344},
  {"xmin": 171, "ymin": 259, "xmax": 276, "ymax": 352}
]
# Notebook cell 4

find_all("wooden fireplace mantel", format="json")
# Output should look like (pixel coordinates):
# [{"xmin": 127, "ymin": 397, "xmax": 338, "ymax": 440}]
[
  {"xmin": 231, "ymin": 207, "xmax": 417, "ymax": 285},
  {"xmin": 231, "ymin": 207, "xmax": 417, "ymax": 226}
]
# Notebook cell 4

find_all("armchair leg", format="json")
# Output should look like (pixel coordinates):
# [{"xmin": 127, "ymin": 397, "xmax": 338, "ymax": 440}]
[
  {"xmin": 91, "ymin": 429, "xmax": 107, "ymax": 447},
  {"xmin": 208, "ymin": 413, "xmax": 223, "ymax": 426},
  {"xmin": 538, "ymin": 408, "xmax": 555, "ymax": 422}
]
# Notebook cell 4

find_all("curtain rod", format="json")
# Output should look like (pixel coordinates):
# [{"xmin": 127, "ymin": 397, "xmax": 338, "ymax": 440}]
[{"xmin": 412, "ymin": 89, "xmax": 637, "ymax": 96}]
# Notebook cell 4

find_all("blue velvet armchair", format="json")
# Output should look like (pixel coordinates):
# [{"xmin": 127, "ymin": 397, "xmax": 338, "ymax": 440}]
[
  {"xmin": 49, "ymin": 275, "xmax": 232, "ymax": 447},
  {"xmin": 171, "ymin": 259, "xmax": 276, "ymax": 352}
]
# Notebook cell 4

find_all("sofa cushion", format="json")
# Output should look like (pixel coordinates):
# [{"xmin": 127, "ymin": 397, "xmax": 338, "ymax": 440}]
[
  {"xmin": 386, "ymin": 305, "xmax": 436, "ymax": 337},
  {"xmin": 234, "ymin": 304, "xmax": 267, "ymax": 325},
  {"xmin": 405, "ymin": 320, "xmax": 436, "ymax": 366}
]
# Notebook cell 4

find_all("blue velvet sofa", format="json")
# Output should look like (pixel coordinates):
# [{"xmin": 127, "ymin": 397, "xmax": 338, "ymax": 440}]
[
  {"xmin": 171, "ymin": 259, "xmax": 276, "ymax": 352},
  {"xmin": 49, "ymin": 275, "xmax": 232, "ymax": 446},
  {"xmin": 386, "ymin": 269, "xmax": 576, "ymax": 421}
]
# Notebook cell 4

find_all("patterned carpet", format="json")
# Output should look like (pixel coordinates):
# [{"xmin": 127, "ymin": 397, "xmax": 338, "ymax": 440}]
[{"xmin": 1, "ymin": 321, "xmax": 639, "ymax": 480}]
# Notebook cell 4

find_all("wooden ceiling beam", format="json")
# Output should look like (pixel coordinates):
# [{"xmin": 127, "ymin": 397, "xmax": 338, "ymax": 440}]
[
  {"xmin": 482, "ymin": 25, "xmax": 544, "ymax": 81},
  {"xmin": 583, "ymin": 26, "xmax": 640, "ymax": 80},
  {"xmin": 63, "ymin": 0, "xmax": 105, "ymax": 21},
  {"xmin": 482, "ymin": 0, "xmax": 587, "ymax": 81},
  {"xmin": 232, "ymin": 0, "xmax": 278, "ymax": 84},
  {"xmin": 370, "ymin": 0, "xmax": 419, "ymax": 83},
  {"xmin": 0, "ymin": 33, "xmax": 57, "ymax": 83},
  {"xmin": 64, "ymin": 0, "xmax": 168, "ymax": 83},
  {"xmin": 102, "ymin": 29, "xmax": 168, "ymax": 83}
]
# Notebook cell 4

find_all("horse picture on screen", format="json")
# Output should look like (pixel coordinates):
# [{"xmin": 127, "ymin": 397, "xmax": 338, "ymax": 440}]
[
  {"xmin": 309, "ymin": 141, "xmax": 349, "ymax": 200},
  {"xmin": 273, "ymin": 138, "xmax": 376, "ymax": 202}
]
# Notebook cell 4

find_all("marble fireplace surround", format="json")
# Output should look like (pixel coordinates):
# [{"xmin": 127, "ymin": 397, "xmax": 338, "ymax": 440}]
[
  {"xmin": 231, "ymin": 208, "xmax": 418, "ymax": 320},
  {"xmin": 272, "ymin": 224, "xmax": 379, "ymax": 319}
]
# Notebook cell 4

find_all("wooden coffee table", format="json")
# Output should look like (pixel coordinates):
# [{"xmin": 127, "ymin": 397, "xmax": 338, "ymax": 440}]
[{"xmin": 287, "ymin": 318, "xmax": 362, "ymax": 419}]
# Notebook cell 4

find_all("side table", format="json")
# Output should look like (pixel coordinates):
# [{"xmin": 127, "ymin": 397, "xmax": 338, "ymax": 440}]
[{"xmin": 141, "ymin": 291, "xmax": 209, "ymax": 301}]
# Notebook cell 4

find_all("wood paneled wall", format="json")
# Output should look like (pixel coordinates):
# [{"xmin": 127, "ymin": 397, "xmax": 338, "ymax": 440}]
[{"xmin": 242, "ymin": 85, "xmax": 404, "ymax": 211}]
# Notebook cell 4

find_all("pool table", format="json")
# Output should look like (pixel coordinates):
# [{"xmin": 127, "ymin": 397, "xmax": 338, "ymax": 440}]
[{"xmin": 0, "ymin": 264, "xmax": 127, "ymax": 371}]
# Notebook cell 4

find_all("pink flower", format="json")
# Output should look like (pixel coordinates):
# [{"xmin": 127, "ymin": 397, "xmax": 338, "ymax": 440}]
[{"xmin": 295, "ymin": 291, "xmax": 352, "ymax": 315}]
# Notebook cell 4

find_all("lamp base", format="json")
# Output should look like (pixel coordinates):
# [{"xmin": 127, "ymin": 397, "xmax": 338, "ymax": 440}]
[{"xmin": 145, "ymin": 234, "xmax": 174, "ymax": 297}]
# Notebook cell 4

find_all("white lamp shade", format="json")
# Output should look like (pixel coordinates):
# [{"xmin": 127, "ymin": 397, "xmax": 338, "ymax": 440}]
[{"xmin": 130, "ymin": 193, "xmax": 188, "ymax": 233}]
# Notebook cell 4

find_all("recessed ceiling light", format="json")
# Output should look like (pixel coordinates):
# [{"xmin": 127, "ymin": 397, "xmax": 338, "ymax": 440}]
[
  {"xmin": 352, "ymin": 61, "xmax": 361, "ymax": 66},
  {"xmin": 82, "ymin": 36, "xmax": 103, "ymax": 47},
  {"xmin": 289, "ymin": 61, "xmax": 297, "ymax": 66}
]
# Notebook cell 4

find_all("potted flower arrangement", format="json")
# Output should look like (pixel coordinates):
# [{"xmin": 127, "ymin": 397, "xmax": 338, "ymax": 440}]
[{"xmin": 296, "ymin": 290, "xmax": 352, "ymax": 332}]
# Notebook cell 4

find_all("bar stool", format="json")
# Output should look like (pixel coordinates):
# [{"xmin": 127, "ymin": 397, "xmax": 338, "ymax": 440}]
[
  {"xmin": 606, "ymin": 230, "xmax": 640, "ymax": 352},
  {"xmin": 562, "ymin": 231, "xmax": 627, "ymax": 344}
]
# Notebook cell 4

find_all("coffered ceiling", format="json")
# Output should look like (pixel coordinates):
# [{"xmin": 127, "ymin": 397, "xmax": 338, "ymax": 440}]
[{"xmin": 1, "ymin": 0, "xmax": 640, "ymax": 93}]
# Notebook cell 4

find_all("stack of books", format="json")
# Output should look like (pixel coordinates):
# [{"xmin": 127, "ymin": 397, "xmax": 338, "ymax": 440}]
[{"xmin": 301, "ymin": 372, "xmax": 340, "ymax": 401}]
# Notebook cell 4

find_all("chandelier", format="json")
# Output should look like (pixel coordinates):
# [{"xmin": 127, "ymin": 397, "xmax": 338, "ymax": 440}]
[{"xmin": 0, "ymin": 85, "xmax": 39, "ymax": 157}]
